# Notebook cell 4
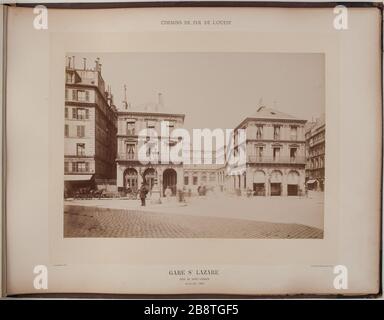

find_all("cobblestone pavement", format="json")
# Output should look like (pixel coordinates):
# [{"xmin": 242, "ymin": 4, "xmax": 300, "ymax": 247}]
[{"xmin": 64, "ymin": 205, "xmax": 323, "ymax": 239}]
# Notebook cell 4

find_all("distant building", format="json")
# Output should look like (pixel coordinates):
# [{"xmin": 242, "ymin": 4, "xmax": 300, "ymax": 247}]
[
  {"xmin": 183, "ymin": 148, "xmax": 226, "ymax": 194},
  {"xmin": 305, "ymin": 115, "xmax": 325, "ymax": 191},
  {"xmin": 116, "ymin": 93, "xmax": 185, "ymax": 196},
  {"xmin": 227, "ymin": 106, "xmax": 307, "ymax": 196},
  {"xmin": 64, "ymin": 57, "xmax": 117, "ymax": 191}
]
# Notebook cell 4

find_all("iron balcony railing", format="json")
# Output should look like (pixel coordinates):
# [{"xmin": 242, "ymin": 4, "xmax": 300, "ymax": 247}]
[
  {"xmin": 117, "ymin": 153, "xmax": 139, "ymax": 161},
  {"xmin": 247, "ymin": 155, "xmax": 306, "ymax": 164}
]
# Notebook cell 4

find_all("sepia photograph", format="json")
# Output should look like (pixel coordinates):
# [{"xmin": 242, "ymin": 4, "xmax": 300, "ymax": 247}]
[
  {"xmin": 3, "ymin": 3, "xmax": 382, "ymax": 299},
  {"xmin": 63, "ymin": 52, "xmax": 325, "ymax": 239}
]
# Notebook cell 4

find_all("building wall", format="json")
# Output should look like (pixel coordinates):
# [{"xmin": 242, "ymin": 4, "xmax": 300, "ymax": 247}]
[
  {"xmin": 64, "ymin": 59, "xmax": 117, "ymax": 182},
  {"xmin": 226, "ymin": 118, "xmax": 307, "ymax": 196},
  {"xmin": 116, "ymin": 110, "xmax": 185, "ymax": 195},
  {"xmin": 305, "ymin": 121, "xmax": 325, "ymax": 190}
]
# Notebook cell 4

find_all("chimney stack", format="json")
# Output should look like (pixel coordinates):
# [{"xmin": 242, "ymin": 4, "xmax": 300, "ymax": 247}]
[
  {"xmin": 123, "ymin": 84, "xmax": 129, "ymax": 110},
  {"xmin": 72, "ymin": 56, "xmax": 75, "ymax": 69},
  {"xmin": 83, "ymin": 58, "xmax": 87, "ymax": 70},
  {"xmin": 95, "ymin": 57, "xmax": 102, "ymax": 72},
  {"xmin": 67, "ymin": 57, "xmax": 71, "ymax": 68},
  {"xmin": 158, "ymin": 92, "xmax": 164, "ymax": 108}
]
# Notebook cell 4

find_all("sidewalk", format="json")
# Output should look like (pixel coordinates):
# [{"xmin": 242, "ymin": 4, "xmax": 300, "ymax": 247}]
[{"xmin": 65, "ymin": 192, "xmax": 324, "ymax": 229}]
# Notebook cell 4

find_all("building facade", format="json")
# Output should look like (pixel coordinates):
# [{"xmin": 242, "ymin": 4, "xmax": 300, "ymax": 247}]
[
  {"xmin": 305, "ymin": 116, "xmax": 325, "ymax": 191},
  {"xmin": 116, "ymin": 96, "xmax": 185, "ymax": 196},
  {"xmin": 64, "ymin": 57, "xmax": 117, "ymax": 190},
  {"xmin": 226, "ymin": 106, "xmax": 307, "ymax": 196}
]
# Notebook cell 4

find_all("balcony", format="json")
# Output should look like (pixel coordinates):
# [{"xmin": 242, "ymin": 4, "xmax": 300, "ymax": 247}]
[
  {"xmin": 247, "ymin": 155, "xmax": 306, "ymax": 164},
  {"xmin": 117, "ymin": 153, "xmax": 138, "ymax": 161}
]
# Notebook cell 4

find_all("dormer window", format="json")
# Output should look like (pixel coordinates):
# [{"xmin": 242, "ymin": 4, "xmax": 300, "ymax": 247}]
[{"xmin": 146, "ymin": 120, "xmax": 156, "ymax": 129}]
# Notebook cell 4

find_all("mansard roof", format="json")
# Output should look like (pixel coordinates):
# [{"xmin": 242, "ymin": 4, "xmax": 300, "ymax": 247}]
[{"xmin": 235, "ymin": 106, "xmax": 307, "ymax": 130}]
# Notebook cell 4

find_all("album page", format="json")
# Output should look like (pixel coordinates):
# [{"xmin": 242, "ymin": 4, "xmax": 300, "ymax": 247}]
[{"xmin": 4, "ymin": 5, "xmax": 382, "ymax": 295}]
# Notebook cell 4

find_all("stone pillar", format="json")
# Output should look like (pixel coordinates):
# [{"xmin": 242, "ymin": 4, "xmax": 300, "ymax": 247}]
[
  {"xmin": 189, "ymin": 171, "xmax": 192, "ymax": 187},
  {"xmin": 246, "ymin": 167, "xmax": 253, "ymax": 189},
  {"xmin": 282, "ymin": 170, "xmax": 288, "ymax": 196},
  {"xmin": 137, "ymin": 169, "xmax": 143, "ymax": 186},
  {"xmin": 116, "ymin": 165, "xmax": 125, "ymax": 188},
  {"xmin": 266, "ymin": 171, "xmax": 271, "ymax": 196},
  {"xmin": 176, "ymin": 167, "xmax": 183, "ymax": 190}
]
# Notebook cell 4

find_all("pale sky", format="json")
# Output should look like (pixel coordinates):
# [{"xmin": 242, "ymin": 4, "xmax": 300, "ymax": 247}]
[{"xmin": 68, "ymin": 52, "xmax": 325, "ymax": 131}]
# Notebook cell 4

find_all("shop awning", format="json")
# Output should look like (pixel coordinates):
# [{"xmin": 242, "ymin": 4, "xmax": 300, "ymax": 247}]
[
  {"xmin": 306, "ymin": 179, "xmax": 317, "ymax": 184},
  {"xmin": 64, "ymin": 175, "xmax": 93, "ymax": 182}
]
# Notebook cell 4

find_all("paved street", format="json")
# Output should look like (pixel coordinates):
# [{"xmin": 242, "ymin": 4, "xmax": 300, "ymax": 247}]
[{"xmin": 64, "ymin": 193, "xmax": 324, "ymax": 238}]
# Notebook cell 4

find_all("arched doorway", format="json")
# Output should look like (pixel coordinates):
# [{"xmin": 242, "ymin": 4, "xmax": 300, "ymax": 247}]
[
  {"xmin": 253, "ymin": 170, "xmax": 266, "ymax": 196},
  {"xmin": 143, "ymin": 168, "xmax": 156, "ymax": 191},
  {"xmin": 270, "ymin": 170, "xmax": 283, "ymax": 196},
  {"xmin": 287, "ymin": 170, "xmax": 300, "ymax": 196},
  {"xmin": 124, "ymin": 168, "xmax": 138, "ymax": 192},
  {"xmin": 163, "ymin": 168, "xmax": 177, "ymax": 196}
]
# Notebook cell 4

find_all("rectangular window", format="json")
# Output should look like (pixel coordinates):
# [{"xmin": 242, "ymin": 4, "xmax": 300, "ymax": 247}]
[
  {"xmin": 76, "ymin": 143, "xmax": 85, "ymax": 156},
  {"xmin": 64, "ymin": 124, "xmax": 69, "ymax": 137},
  {"xmin": 167, "ymin": 120, "xmax": 175, "ymax": 129},
  {"xmin": 184, "ymin": 176, "xmax": 189, "ymax": 186},
  {"xmin": 72, "ymin": 162, "xmax": 76, "ymax": 172},
  {"xmin": 85, "ymin": 109, "xmax": 89, "ymax": 120},
  {"xmin": 65, "ymin": 107, "xmax": 68, "ymax": 118},
  {"xmin": 64, "ymin": 162, "xmax": 69, "ymax": 173},
  {"xmin": 146, "ymin": 120, "xmax": 156, "ymax": 129},
  {"xmin": 77, "ymin": 90, "xmax": 86, "ymax": 102},
  {"xmin": 77, "ymin": 162, "xmax": 86, "ymax": 172},
  {"xmin": 77, "ymin": 125, "xmax": 85, "ymax": 138},
  {"xmin": 255, "ymin": 146, "xmax": 263, "ymax": 161},
  {"xmin": 127, "ymin": 121, "xmax": 135, "ymax": 135},
  {"xmin": 290, "ymin": 126, "xmax": 298, "ymax": 140},
  {"xmin": 126, "ymin": 144, "xmax": 135, "ymax": 160},
  {"xmin": 66, "ymin": 73, "xmax": 73, "ymax": 83},
  {"xmin": 72, "ymin": 90, "xmax": 77, "ymax": 101},
  {"xmin": 273, "ymin": 147, "xmax": 280, "ymax": 161},
  {"xmin": 273, "ymin": 126, "xmax": 280, "ymax": 140},
  {"xmin": 65, "ymin": 89, "xmax": 69, "ymax": 100},
  {"xmin": 290, "ymin": 148, "xmax": 297, "ymax": 162},
  {"xmin": 72, "ymin": 108, "xmax": 77, "ymax": 119},
  {"xmin": 193, "ymin": 175, "xmax": 198, "ymax": 185},
  {"xmin": 77, "ymin": 108, "xmax": 86, "ymax": 120},
  {"xmin": 256, "ymin": 125, "xmax": 263, "ymax": 139},
  {"xmin": 85, "ymin": 91, "xmax": 90, "ymax": 102}
]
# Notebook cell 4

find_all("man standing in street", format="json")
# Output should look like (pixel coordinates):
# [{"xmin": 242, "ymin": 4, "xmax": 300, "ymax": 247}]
[{"xmin": 139, "ymin": 182, "xmax": 148, "ymax": 206}]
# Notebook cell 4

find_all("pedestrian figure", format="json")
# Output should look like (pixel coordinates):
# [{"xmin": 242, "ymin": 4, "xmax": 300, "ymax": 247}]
[
  {"xmin": 165, "ymin": 186, "xmax": 172, "ymax": 201},
  {"xmin": 139, "ymin": 182, "xmax": 148, "ymax": 206}
]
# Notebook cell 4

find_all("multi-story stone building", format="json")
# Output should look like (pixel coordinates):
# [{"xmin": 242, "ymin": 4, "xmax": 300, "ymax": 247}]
[
  {"xmin": 183, "ymin": 149, "xmax": 226, "ymax": 194},
  {"xmin": 116, "ymin": 94, "xmax": 185, "ymax": 196},
  {"xmin": 227, "ymin": 106, "xmax": 307, "ymax": 196},
  {"xmin": 64, "ymin": 57, "xmax": 117, "ymax": 191},
  {"xmin": 305, "ymin": 115, "xmax": 325, "ymax": 191}
]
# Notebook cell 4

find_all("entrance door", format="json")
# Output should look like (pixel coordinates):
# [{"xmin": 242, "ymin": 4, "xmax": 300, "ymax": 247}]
[
  {"xmin": 143, "ymin": 168, "xmax": 156, "ymax": 191},
  {"xmin": 270, "ymin": 170, "xmax": 283, "ymax": 196},
  {"xmin": 287, "ymin": 184, "xmax": 299, "ymax": 196},
  {"xmin": 270, "ymin": 183, "xmax": 282, "ymax": 196},
  {"xmin": 163, "ymin": 168, "xmax": 177, "ymax": 196},
  {"xmin": 124, "ymin": 168, "xmax": 138, "ymax": 192},
  {"xmin": 287, "ymin": 171, "xmax": 300, "ymax": 196},
  {"xmin": 253, "ymin": 183, "xmax": 265, "ymax": 196}
]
